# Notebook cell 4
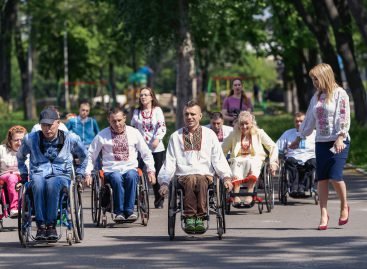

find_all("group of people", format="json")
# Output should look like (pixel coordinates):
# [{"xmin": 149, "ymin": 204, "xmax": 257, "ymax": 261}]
[{"xmin": 0, "ymin": 63, "xmax": 351, "ymax": 241}]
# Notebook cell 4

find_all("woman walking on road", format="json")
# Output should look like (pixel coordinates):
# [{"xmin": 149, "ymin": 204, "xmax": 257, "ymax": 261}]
[
  {"xmin": 289, "ymin": 63, "xmax": 351, "ymax": 230},
  {"xmin": 131, "ymin": 87, "xmax": 167, "ymax": 208}
]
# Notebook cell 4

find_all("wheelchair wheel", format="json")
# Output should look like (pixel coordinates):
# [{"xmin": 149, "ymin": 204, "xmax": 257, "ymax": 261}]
[
  {"xmin": 168, "ymin": 181, "xmax": 177, "ymax": 240},
  {"xmin": 278, "ymin": 166, "xmax": 288, "ymax": 205},
  {"xmin": 18, "ymin": 185, "xmax": 31, "ymax": 248},
  {"xmin": 69, "ymin": 181, "xmax": 84, "ymax": 243},
  {"xmin": 215, "ymin": 178, "xmax": 226, "ymax": 239},
  {"xmin": 138, "ymin": 171, "xmax": 150, "ymax": 226},
  {"xmin": 91, "ymin": 172, "xmax": 101, "ymax": 224},
  {"xmin": 262, "ymin": 164, "xmax": 273, "ymax": 213}
]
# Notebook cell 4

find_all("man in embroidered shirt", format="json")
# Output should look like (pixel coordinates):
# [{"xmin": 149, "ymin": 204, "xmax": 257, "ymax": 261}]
[
  {"xmin": 205, "ymin": 112, "xmax": 233, "ymax": 145},
  {"xmin": 158, "ymin": 100, "xmax": 233, "ymax": 232},
  {"xmin": 86, "ymin": 107, "xmax": 156, "ymax": 221},
  {"xmin": 17, "ymin": 108, "xmax": 88, "ymax": 241},
  {"xmin": 276, "ymin": 112, "xmax": 316, "ymax": 197}
]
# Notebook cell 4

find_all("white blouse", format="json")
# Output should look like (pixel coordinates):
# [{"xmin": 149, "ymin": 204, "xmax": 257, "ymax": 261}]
[
  {"xmin": 131, "ymin": 107, "xmax": 167, "ymax": 153},
  {"xmin": 0, "ymin": 144, "xmax": 18, "ymax": 173},
  {"xmin": 298, "ymin": 87, "xmax": 351, "ymax": 142}
]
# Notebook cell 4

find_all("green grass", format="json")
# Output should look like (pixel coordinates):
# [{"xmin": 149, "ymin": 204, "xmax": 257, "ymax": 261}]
[{"xmin": 1, "ymin": 110, "xmax": 366, "ymax": 167}]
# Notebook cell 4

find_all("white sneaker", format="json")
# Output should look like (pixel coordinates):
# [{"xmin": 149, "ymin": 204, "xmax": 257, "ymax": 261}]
[
  {"xmin": 115, "ymin": 214, "xmax": 125, "ymax": 221},
  {"xmin": 10, "ymin": 209, "xmax": 18, "ymax": 218},
  {"xmin": 126, "ymin": 213, "xmax": 137, "ymax": 220}
]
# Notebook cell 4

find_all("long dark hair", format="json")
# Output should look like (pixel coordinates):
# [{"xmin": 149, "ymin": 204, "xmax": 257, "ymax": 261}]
[{"xmin": 228, "ymin": 78, "xmax": 251, "ymax": 108}]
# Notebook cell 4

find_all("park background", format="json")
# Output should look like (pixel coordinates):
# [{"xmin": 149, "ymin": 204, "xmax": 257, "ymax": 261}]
[{"xmin": 1, "ymin": 0, "xmax": 367, "ymax": 169}]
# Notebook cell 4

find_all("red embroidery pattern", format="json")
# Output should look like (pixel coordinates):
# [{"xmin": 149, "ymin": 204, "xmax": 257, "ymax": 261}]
[
  {"xmin": 183, "ymin": 127, "xmax": 202, "ymax": 151},
  {"xmin": 141, "ymin": 109, "xmax": 154, "ymax": 142},
  {"xmin": 216, "ymin": 128, "xmax": 224, "ymax": 142},
  {"xmin": 240, "ymin": 134, "xmax": 252, "ymax": 155},
  {"xmin": 111, "ymin": 127, "xmax": 129, "ymax": 161}
]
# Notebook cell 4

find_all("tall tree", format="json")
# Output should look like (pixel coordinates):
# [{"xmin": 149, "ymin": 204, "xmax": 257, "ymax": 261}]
[
  {"xmin": 347, "ymin": 0, "xmax": 367, "ymax": 46},
  {"xmin": 291, "ymin": 0, "xmax": 342, "ymax": 84},
  {"xmin": 0, "ymin": 0, "xmax": 17, "ymax": 102},
  {"xmin": 323, "ymin": 0, "xmax": 367, "ymax": 125}
]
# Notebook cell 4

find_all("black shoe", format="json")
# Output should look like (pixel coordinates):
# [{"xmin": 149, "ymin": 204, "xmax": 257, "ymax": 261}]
[
  {"xmin": 154, "ymin": 197, "xmax": 164, "ymax": 209},
  {"xmin": 289, "ymin": 191, "xmax": 298, "ymax": 198},
  {"xmin": 46, "ymin": 226, "xmax": 58, "ymax": 241},
  {"xmin": 35, "ymin": 226, "xmax": 47, "ymax": 241}
]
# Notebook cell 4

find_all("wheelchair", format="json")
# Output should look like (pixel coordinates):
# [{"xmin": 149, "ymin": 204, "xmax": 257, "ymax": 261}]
[
  {"xmin": 17, "ymin": 173, "xmax": 84, "ymax": 247},
  {"xmin": 91, "ymin": 168, "xmax": 149, "ymax": 227},
  {"xmin": 167, "ymin": 176, "xmax": 226, "ymax": 240},
  {"xmin": 277, "ymin": 155, "xmax": 318, "ymax": 205},
  {"xmin": 225, "ymin": 158, "xmax": 274, "ymax": 214}
]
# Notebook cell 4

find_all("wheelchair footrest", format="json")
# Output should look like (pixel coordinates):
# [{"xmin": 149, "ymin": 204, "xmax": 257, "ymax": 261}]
[
  {"xmin": 184, "ymin": 229, "xmax": 206, "ymax": 235},
  {"xmin": 232, "ymin": 202, "xmax": 255, "ymax": 209}
]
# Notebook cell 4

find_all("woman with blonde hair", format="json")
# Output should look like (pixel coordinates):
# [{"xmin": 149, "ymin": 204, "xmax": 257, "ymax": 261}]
[
  {"xmin": 222, "ymin": 111, "xmax": 278, "ymax": 205},
  {"xmin": 0, "ymin": 125, "xmax": 27, "ymax": 217},
  {"xmin": 290, "ymin": 63, "xmax": 351, "ymax": 230}
]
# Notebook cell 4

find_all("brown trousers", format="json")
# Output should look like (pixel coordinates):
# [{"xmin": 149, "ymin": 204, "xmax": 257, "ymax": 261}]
[{"xmin": 178, "ymin": 174, "xmax": 213, "ymax": 217}]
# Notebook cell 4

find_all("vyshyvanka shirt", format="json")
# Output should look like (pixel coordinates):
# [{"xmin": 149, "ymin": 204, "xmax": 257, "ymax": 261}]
[
  {"xmin": 158, "ymin": 126, "xmax": 232, "ymax": 186},
  {"xmin": 298, "ymin": 87, "xmax": 351, "ymax": 142},
  {"xmin": 86, "ymin": 125, "xmax": 155, "ymax": 175}
]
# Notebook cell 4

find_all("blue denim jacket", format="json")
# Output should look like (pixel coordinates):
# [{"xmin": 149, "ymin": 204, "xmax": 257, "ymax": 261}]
[{"xmin": 17, "ymin": 131, "xmax": 88, "ymax": 179}]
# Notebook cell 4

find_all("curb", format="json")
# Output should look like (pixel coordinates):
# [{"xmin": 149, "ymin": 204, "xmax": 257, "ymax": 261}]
[{"xmin": 345, "ymin": 163, "xmax": 367, "ymax": 176}]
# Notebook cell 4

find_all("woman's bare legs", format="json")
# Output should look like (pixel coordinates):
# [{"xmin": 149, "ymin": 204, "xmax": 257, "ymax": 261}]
[
  {"xmin": 317, "ymin": 180, "xmax": 329, "ymax": 226},
  {"xmin": 233, "ymin": 185, "xmax": 241, "ymax": 203},
  {"xmin": 331, "ymin": 180, "xmax": 349, "ymax": 220}
]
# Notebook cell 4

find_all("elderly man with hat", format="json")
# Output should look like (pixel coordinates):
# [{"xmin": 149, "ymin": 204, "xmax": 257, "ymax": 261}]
[{"xmin": 16, "ymin": 108, "xmax": 88, "ymax": 241}]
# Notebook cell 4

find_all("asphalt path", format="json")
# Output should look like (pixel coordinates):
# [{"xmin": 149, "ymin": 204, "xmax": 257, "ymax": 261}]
[{"xmin": 0, "ymin": 168, "xmax": 366, "ymax": 268}]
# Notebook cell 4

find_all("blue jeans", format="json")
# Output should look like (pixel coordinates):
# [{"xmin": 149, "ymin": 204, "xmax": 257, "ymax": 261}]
[
  {"xmin": 31, "ymin": 175, "xmax": 69, "ymax": 226},
  {"xmin": 105, "ymin": 170, "xmax": 138, "ymax": 217}
]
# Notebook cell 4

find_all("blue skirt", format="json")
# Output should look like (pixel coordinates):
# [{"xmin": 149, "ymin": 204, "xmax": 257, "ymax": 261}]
[{"xmin": 315, "ymin": 139, "xmax": 350, "ymax": 181}]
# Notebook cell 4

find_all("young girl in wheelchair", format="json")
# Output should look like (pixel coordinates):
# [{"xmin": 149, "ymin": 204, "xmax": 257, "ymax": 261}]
[{"xmin": 222, "ymin": 111, "xmax": 278, "ymax": 207}]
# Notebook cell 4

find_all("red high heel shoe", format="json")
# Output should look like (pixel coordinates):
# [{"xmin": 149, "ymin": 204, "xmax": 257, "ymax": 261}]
[
  {"xmin": 318, "ymin": 216, "xmax": 329, "ymax": 230},
  {"xmin": 338, "ymin": 206, "xmax": 350, "ymax": 226}
]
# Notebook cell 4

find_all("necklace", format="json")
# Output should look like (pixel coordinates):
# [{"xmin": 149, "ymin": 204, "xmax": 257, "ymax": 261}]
[{"xmin": 141, "ymin": 108, "xmax": 153, "ymax": 119}]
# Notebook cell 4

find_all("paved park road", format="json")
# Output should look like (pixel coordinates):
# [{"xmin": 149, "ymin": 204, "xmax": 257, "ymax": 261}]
[{"xmin": 0, "ymin": 168, "xmax": 366, "ymax": 268}]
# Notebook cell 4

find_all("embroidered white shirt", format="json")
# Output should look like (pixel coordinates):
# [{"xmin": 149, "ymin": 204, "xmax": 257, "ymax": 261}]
[
  {"xmin": 298, "ymin": 87, "xmax": 351, "ymax": 142},
  {"xmin": 86, "ymin": 126, "xmax": 155, "ymax": 174},
  {"xmin": 158, "ymin": 126, "xmax": 232, "ymax": 185},
  {"xmin": 131, "ymin": 107, "xmax": 167, "ymax": 153}
]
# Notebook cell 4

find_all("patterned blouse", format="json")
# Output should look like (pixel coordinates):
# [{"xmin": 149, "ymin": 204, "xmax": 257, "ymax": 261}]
[
  {"xmin": 299, "ymin": 87, "xmax": 351, "ymax": 142},
  {"xmin": 131, "ymin": 107, "xmax": 167, "ymax": 153}
]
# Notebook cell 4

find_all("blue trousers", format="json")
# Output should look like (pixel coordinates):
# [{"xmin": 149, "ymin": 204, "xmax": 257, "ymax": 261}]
[
  {"xmin": 31, "ymin": 175, "xmax": 69, "ymax": 226},
  {"xmin": 105, "ymin": 170, "xmax": 138, "ymax": 216}
]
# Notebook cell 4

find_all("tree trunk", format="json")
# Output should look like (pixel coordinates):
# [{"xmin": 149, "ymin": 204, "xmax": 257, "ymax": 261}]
[
  {"xmin": 0, "ymin": 0, "xmax": 17, "ymax": 102},
  {"xmin": 176, "ymin": 0, "xmax": 195, "ymax": 129},
  {"xmin": 292, "ymin": 0, "xmax": 342, "ymax": 84},
  {"xmin": 109, "ymin": 61, "xmax": 117, "ymax": 106},
  {"xmin": 323, "ymin": 0, "xmax": 367, "ymax": 125},
  {"xmin": 347, "ymin": 0, "xmax": 367, "ymax": 46},
  {"xmin": 14, "ymin": 8, "xmax": 36, "ymax": 120}
]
